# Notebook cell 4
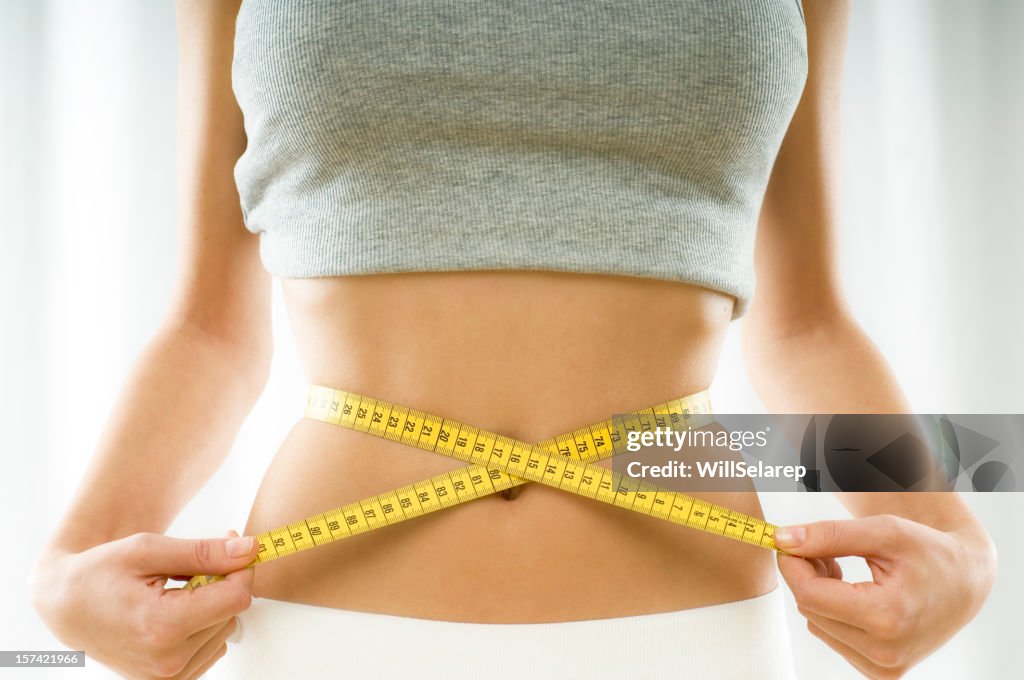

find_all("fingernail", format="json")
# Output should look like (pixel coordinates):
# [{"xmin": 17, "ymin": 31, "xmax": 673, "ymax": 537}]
[
  {"xmin": 226, "ymin": 536, "xmax": 254, "ymax": 557},
  {"xmin": 774, "ymin": 526, "xmax": 806, "ymax": 548}
]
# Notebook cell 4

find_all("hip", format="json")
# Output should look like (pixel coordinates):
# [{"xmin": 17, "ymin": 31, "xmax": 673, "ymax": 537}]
[{"xmin": 215, "ymin": 584, "xmax": 796, "ymax": 680}]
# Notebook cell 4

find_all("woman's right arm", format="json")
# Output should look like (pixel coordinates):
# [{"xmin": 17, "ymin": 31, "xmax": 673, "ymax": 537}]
[{"xmin": 30, "ymin": 1, "xmax": 270, "ymax": 677}]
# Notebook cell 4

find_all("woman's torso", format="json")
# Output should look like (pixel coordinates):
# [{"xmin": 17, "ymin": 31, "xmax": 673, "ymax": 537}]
[
  {"xmin": 232, "ymin": 0, "xmax": 806, "ymax": 625},
  {"xmin": 244, "ymin": 272, "xmax": 777, "ymax": 622}
]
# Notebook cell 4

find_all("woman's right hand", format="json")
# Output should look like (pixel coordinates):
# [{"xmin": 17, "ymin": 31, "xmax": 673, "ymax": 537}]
[{"xmin": 30, "ymin": 529, "xmax": 261, "ymax": 679}]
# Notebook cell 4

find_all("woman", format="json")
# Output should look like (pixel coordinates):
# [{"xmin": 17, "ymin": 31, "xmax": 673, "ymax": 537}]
[{"xmin": 31, "ymin": 1, "xmax": 997, "ymax": 678}]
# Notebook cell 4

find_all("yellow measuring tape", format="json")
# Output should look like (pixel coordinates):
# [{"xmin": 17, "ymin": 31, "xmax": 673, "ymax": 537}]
[{"xmin": 185, "ymin": 385, "xmax": 781, "ymax": 591}]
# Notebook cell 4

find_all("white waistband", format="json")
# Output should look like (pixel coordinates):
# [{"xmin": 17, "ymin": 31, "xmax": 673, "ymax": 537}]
[{"xmin": 211, "ymin": 585, "xmax": 796, "ymax": 680}]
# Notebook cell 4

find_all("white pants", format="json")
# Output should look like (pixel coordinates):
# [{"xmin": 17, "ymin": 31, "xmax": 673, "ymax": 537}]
[{"xmin": 211, "ymin": 585, "xmax": 797, "ymax": 679}]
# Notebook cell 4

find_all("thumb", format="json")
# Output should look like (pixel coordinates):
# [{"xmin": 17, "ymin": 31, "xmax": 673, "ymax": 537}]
[
  {"xmin": 167, "ymin": 529, "xmax": 244, "ymax": 582},
  {"xmin": 776, "ymin": 551, "xmax": 820, "ymax": 592},
  {"xmin": 773, "ymin": 516, "xmax": 897, "ymax": 558},
  {"xmin": 125, "ymin": 530, "xmax": 260, "ymax": 577}
]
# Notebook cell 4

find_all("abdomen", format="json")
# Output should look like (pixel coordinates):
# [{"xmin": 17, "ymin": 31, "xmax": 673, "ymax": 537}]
[{"xmin": 244, "ymin": 271, "xmax": 777, "ymax": 622}]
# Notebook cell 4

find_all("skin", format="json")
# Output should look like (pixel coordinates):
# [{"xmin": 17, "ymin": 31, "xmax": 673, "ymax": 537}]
[{"xmin": 30, "ymin": 1, "xmax": 996, "ymax": 678}]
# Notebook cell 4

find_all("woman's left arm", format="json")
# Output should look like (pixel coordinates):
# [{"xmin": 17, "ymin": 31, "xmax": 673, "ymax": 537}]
[{"xmin": 742, "ymin": 1, "xmax": 997, "ymax": 677}]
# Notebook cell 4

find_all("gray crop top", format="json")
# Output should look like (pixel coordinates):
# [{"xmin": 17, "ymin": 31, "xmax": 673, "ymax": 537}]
[{"xmin": 232, "ymin": 1, "xmax": 807, "ymax": 319}]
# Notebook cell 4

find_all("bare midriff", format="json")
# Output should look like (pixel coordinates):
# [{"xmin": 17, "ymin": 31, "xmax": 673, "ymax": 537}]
[{"xmin": 245, "ymin": 271, "xmax": 777, "ymax": 623}]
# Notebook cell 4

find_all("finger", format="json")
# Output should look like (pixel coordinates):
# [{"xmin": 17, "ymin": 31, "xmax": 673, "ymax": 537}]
[
  {"xmin": 802, "ymin": 607, "xmax": 869, "ymax": 642},
  {"xmin": 806, "ymin": 620, "xmax": 898, "ymax": 679},
  {"xmin": 168, "ymin": 530, "xmax": 243, "ymax": 582},
  {"xmin": 225, "ymin": 543, "xmax": 257, "ymax": 593},
  {"xmin": 160, "ymin": 568, "xmax": 254, "ymax": 636},
  {"xmin": 804, "ymin": 608, "xmax": 907, "ymax": 670},
  {"xmin": 123, "ymin": 530, "xmax": 260, "ymax": 577},
  {"xmin": 778, "ymin": 552, "xmax": 883, "ymax": 629},
  {"xmin": 176, "ymin": 619, "xmax": 236, "ymax": 679},
  {"xmin": 184, "ymin": 643, "xmax": 228, "ymax": 680},
  {"xmin": 184, "ymin": 617, "xmax": 235, "ymax": 657},
  {"xmin": 813, "ymin": 556, "xmax": 844, "ymax": 581},
  {"xmin": 808, "ymin": 558, "xmax": 829, "ymax": 578},
  {"xmin": 774, "ymin": 515, "xmax": 906, "ymax": 559}
]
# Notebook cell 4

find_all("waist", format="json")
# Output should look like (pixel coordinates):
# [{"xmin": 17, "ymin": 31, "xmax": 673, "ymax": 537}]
[{"xmin": 280, "ymin": 270, "xmax": 734, "ymax": 439}]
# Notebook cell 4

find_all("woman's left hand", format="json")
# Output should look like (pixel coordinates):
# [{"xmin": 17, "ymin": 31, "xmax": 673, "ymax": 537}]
[{"xmin": 774, "ymin": 514, "xmax": 997, "ymax": 679}]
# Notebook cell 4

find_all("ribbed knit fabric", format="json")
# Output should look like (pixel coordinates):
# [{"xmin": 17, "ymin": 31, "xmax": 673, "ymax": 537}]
[
  {"xmin": 213, "ymin": 586, "xmax": 796, "ymax": 679},
  {"xmin": 232, "ymin": 1, "xmax": 807, "ymax": 319}
]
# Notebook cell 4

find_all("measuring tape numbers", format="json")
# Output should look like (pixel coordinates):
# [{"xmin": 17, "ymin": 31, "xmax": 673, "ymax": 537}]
[{"xmin": 185, "ymin": 385, "xmax": 781, "ymax": 591}]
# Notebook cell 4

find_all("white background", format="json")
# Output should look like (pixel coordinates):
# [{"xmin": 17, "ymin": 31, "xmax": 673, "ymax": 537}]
[{"xmin": 2, "ymin": 1, "xmax": 1022, "ymax": 678}]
